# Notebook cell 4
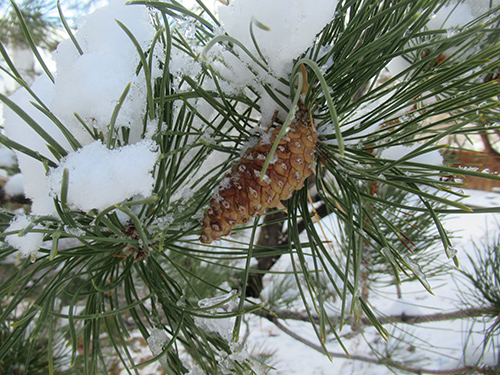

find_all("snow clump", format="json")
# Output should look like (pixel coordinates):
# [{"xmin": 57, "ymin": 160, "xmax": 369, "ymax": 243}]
[
  {"xmin": 194, "ymin": 290, "xmax": 239, "ymax": 341},
  {"xmin": 213, "ymin": 0, "xmax": 338, "ymax": 123},
  {"xmin": 50, "ymin": 0, "xmax": 160, "ymax": 144},
  {"xmin": 2, "ymin": 0, "xmax": 161, "ymax": 218},
  {"xmin": 3, "ymin": 75, "xmax": 70, "ymax": 215},
  {"xmin": 5, "ymin": 215, "xmax": 45, "ymax": 259},
  {"xmin": 4, "ymin": 173, "xmax": 25, "ymax": 197},
  {"xmin": 217, "ymin": 0, "xmax": 338, "ymax": 80},
  {"xmin": 1, "ymin": 0, "xmax": 162, "ymax": 259},
  {"xmin": 0, "ymin": 147, "xmax": 17, "ymax": 168},
  {"xmin": 147, "ymin": 328, "xmax": 169, "ymax": 356},
  {"xmin": 47, "ymin": 140, "xmax": 158, "ymax": 212}
]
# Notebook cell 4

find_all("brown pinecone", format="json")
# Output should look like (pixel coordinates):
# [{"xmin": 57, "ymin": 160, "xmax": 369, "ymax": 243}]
[{"xmin": 199, "ymin": 109, "xmax": 317, "ymax": 244}]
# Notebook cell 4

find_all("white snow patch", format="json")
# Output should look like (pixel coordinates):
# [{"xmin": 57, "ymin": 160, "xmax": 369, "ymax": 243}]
[
  {"xmin": 169, "ymin": 46, "xmax": 202, "ymax": 82},
  {"xmin": 384, "ymin": 56, "xmax": 412, "ymax": 78},
  {"xmin": 2, "ymin": 75, "xmax": 70, "ymax": 215},
  {"xmin": 217, "ymin": 0, "xmax": 337, "ymax": 80},
  {"xmin": 428, "ymin": 2, "xmax": 475, "ymax": 30},
  {"xmin": 51, "ymin": 0, "xmax": 160, "ymax": 144},
  {"xmin": 195, "ymin": 290, "xmax": 239, "ymax": 341},
  {"xmin": 210, "ymin": 0, "xmax": 337, "ymax": 119},
  {"xmin": 4, "ymin": 173, "xmax": 25, "ymax": 197},
  {"xmin": 426, "ymin": 1, "xmax": 498, "ymax": 59},
  {"xmin": 239, "ymin": 136, "xmax": 259, "ymax": 157},
  {"xmin": 379, "ymin": 144, "xmax": 443, "ymax": 166},
  {"xmin": 1, "ymin": 0, "xmax": 161, "ymax": 216},
  {"xmin": 47, "ymin": 140, "xmax": 158, "ymax": 212},
  {"xmin": 5, "ymin": 215, "xmax": 45, "ymax": 258},
  {"xmin": 0, "ymin": 147, "xmax": 17, "ymax": 168}
]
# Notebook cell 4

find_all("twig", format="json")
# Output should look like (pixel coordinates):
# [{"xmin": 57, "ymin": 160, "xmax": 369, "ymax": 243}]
[
  {"xmin": 253, "ymin": 305, "xmax": 498, "ymax": 328},
  {"xmin": 241, "ymin": 316, "xmax": 251, "ymax": 346}
]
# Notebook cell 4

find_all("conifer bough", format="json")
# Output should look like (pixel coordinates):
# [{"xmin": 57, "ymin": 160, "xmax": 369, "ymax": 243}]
[{"xmin": 200, "ymin": 105, "xmax": 317, "ymax": 243}]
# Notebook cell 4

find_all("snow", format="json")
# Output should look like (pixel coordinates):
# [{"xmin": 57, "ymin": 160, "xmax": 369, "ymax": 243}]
[
  {"xmin": 2, "ymin": 75, "xmax": 70, "ymax": 215},
  {"xmin": 383, "ymin": 298, "xmax": 424, "ymax": 317},
  {"xmin": 1, "ymin": 0, "xmax": 162, "ymax": 217},
  {"xmin": 243, "ymin": 189, "xmax": 500, "ymax": 374},
  {"xmin": 217, "ymin": 0, "xmax": 337, "ymax": 80},
  {"xmin": 384, "ymin": 56, "xmax": 411, "ymax": 78},
  {"xmin": 194, "ymin": 290, "xmax": 239, "ymax": 341},
  {"xmin": 147, "ymin": 327, "xmax": 170, "ymax": 369},
  {"xmin": 212, "ymin": 0, "xmax": 338, "ymax": 123},
  {"xmin": 1, "ymin": 0, "xmax": 499, "ymax": 373},
  {"xmin": 425, "ymin": 1, "xmax": 500, "ymax": 62},
  {"xmin": 383, "ymin": 0, "xmax": 500, "ymax": 81},
  {"xmin": 0, "ymin": 147, "xmax": 17, "ymax": 169},
  {"xmin": 169, "ymin": 47, "xmax": 202, "ymax": 82},
  {"xmin": 4, "ymin": 173, "xmax": 25, "ymax": 197},
  {"xmin": 156, "ymin": 215, "xmax": 174, "ymax": 230},
  {"xmin": 428, "ymin": 0, "xmax": 500, "ymax": 30},
  {"xmin": 428, "ymin": 2, "xmax": 476, "ymax": 30},
  {"xmin": 379, "ymin": 143, "xmax": 443, "ymax": 166},
  {"xmin": 47, "ymin": 140, "xmax": 158, "ymax": 212},
  {"xmin": 147, "ymin": 327, "xmax": 169, "ymax": 356},
  {"xmin": 51, "ymin": 0, "xmax": 160, "ymax": 145},
  {"xmin": 5, "ymin": 214, "xmax": 45, "ymax": 259}
]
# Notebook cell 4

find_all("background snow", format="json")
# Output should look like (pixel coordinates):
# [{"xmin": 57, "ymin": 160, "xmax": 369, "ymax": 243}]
[
  {"xmin": 428, "ymin": 2, "xmax": 476, "ymax": 30},
  {"xmin": 429, "ymin": 0, "xmax": 500, "ymax": 30},
  {"xmin": 4, "ymin": 173, "xmax": 25, "ymax": 197},
  {"xmin": 2, "ymin": 75, "xmax": 70, "ymax": 215},
  {"xmin": 379, "ymin": 144, "xmax": 443, "ymax": 165},
  {"xmin": 244, "ymin": 190, "xmax": 500, "ymax": 374}
]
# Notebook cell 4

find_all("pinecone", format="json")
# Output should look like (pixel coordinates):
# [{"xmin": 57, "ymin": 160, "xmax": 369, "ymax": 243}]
[{"xmin": 200, "ymin": 108, "xmax": 317, "ymax": 244}]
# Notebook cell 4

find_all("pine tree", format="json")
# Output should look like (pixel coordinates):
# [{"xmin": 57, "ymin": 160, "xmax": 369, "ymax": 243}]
[{"xmin": 0, "ymin": 0, "xmax": 500, "ymax": 374}]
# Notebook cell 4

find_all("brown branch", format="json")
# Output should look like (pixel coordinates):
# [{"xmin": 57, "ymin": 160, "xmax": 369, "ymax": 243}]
[
  {"xmin": 479, "ymin": 132, "xmax": 499, "ymax": 157},
  {"xmin": 253, "ymin": 305, "xmax": 498, "ymax": 327},
  {"xmin": 376, "ymin": 305, "xmax": 498, "ymax": 325},
  {"xmin": 268, "ymin": 314, "xmax": 498, "ymax": 375}
]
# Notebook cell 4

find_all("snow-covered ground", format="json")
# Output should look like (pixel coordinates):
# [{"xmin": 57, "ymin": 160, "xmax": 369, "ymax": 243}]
[{"xmin": 245, "ymin": 189, "xmax": 500, "ymax": 374}]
